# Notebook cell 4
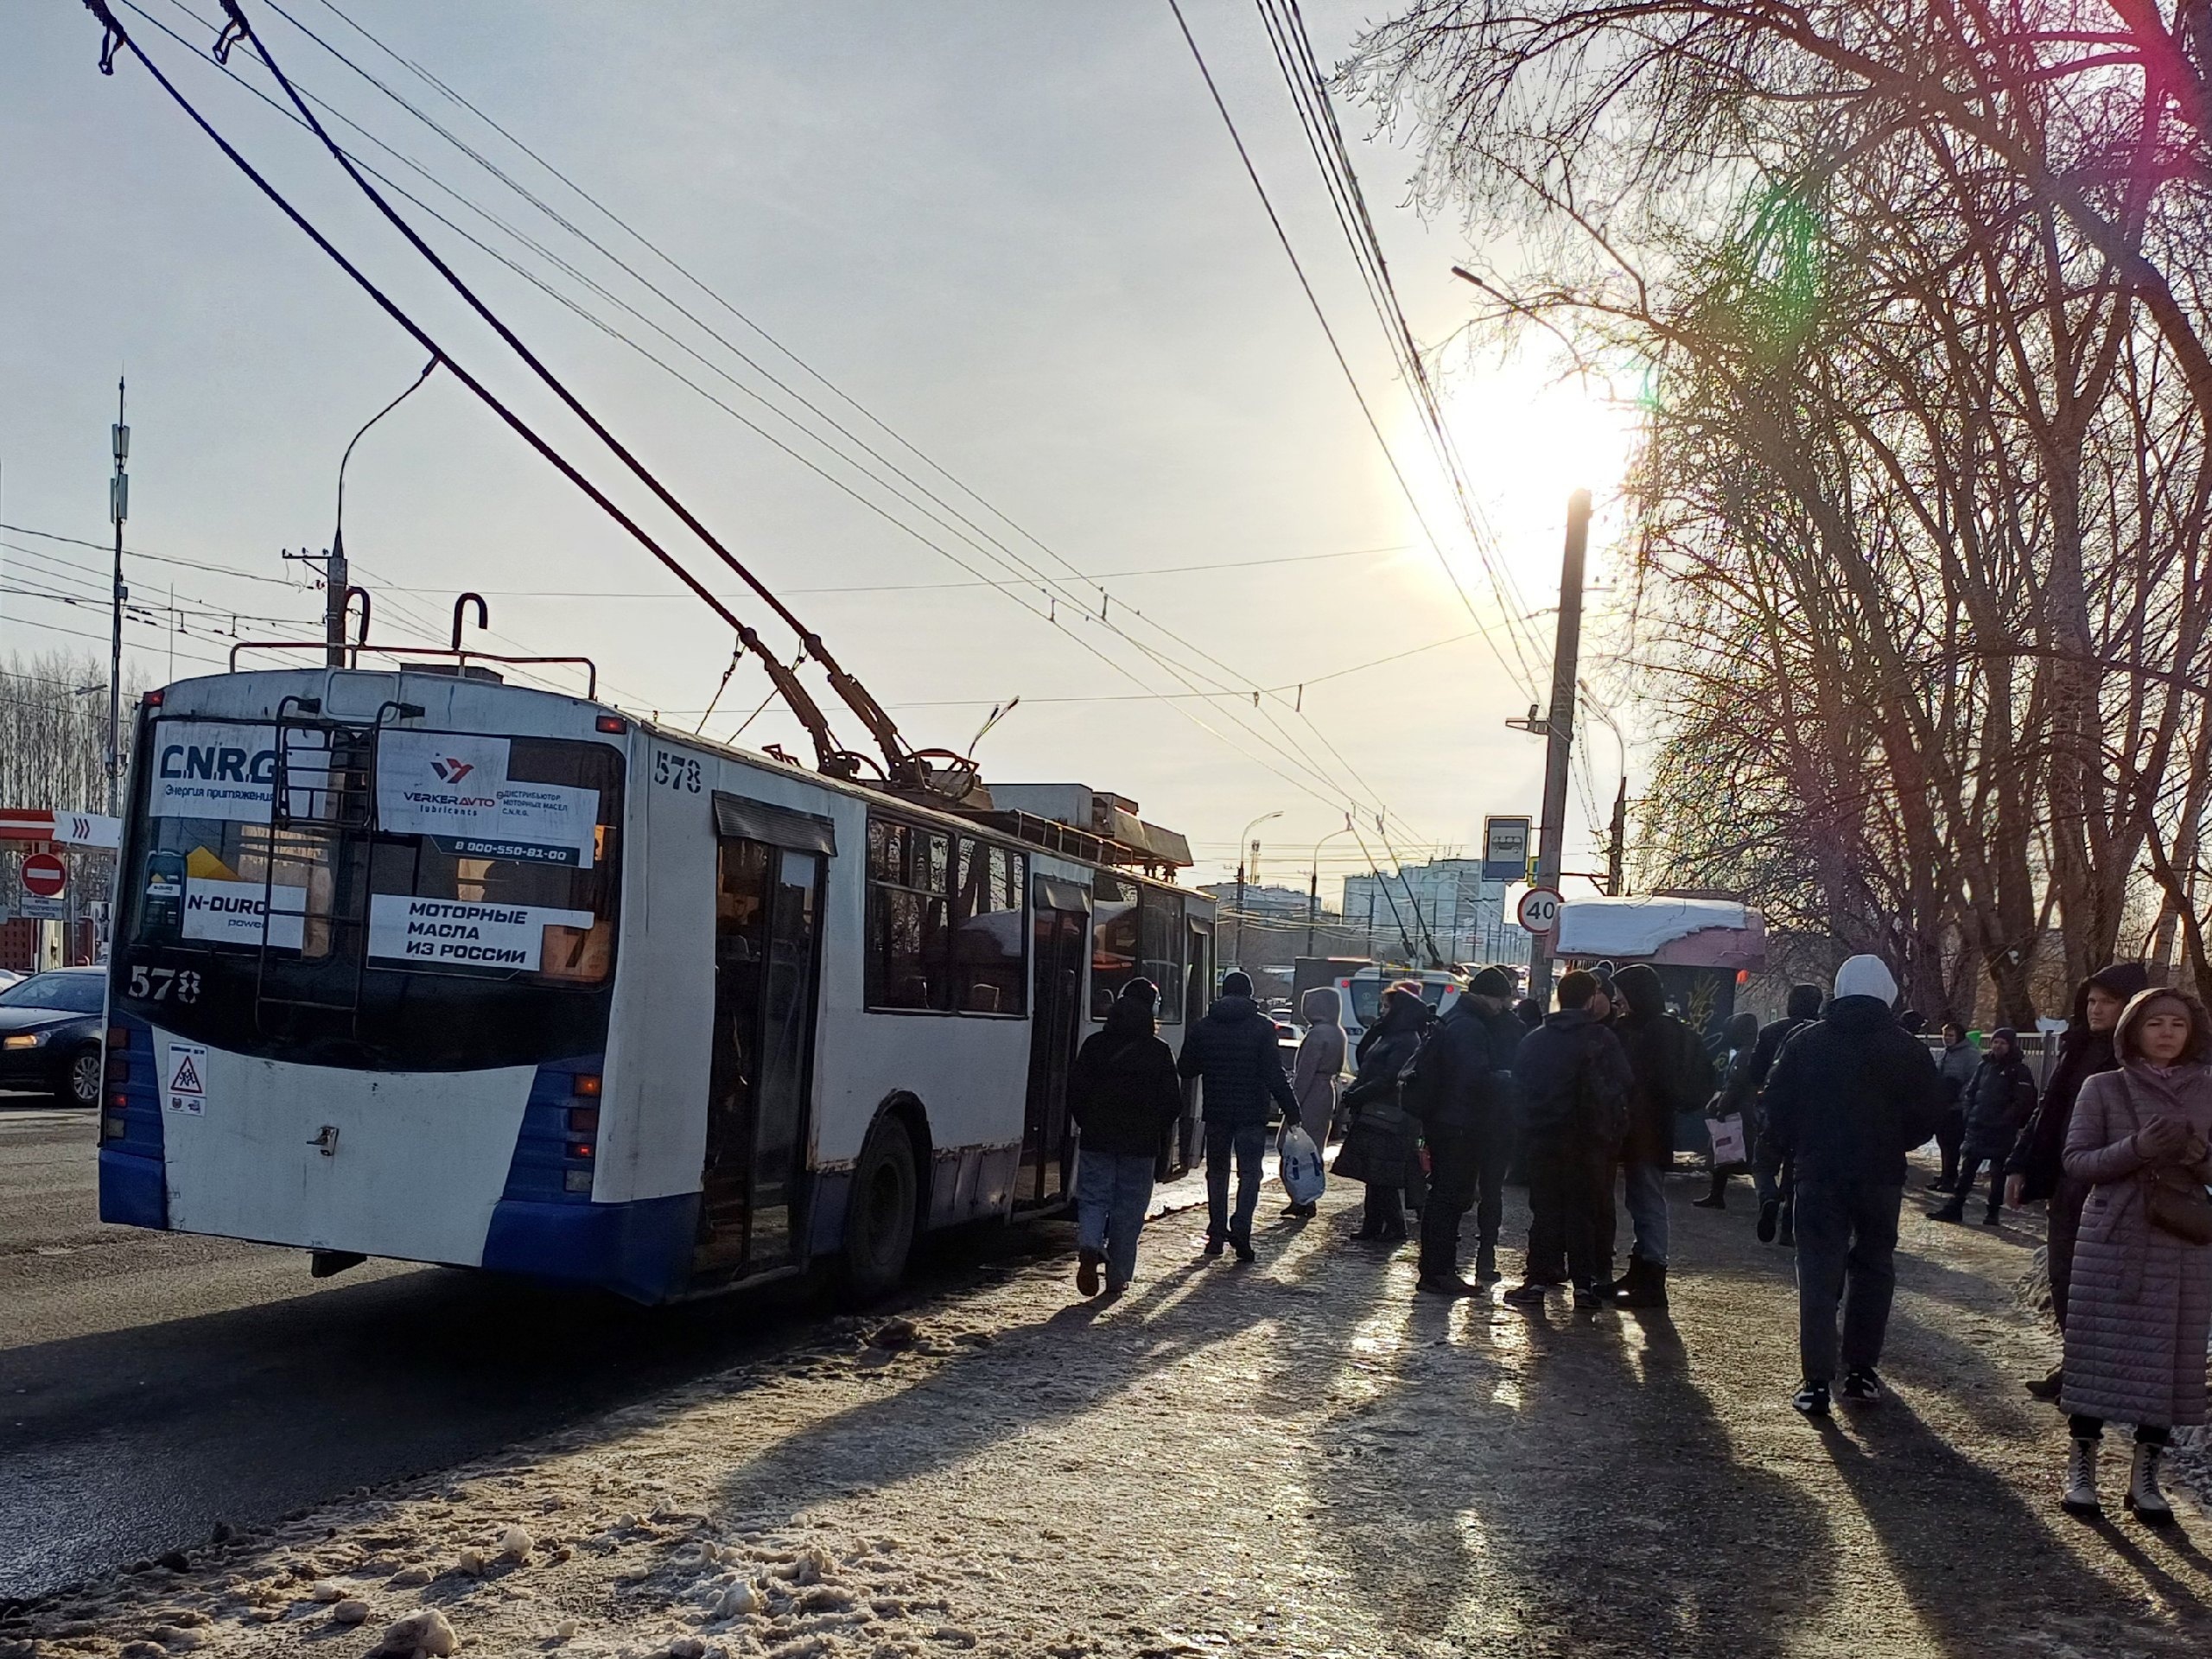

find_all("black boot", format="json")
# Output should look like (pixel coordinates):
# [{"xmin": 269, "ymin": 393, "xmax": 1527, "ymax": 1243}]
[
  {"xmin": 1604, "ymin": 1256, "xmax": 1649, "ymax": 1304},
  {"xmin": 1692, "ymin": 1170, "xmax": 1727, "ymax": 1210},
  {"xmin": 1615, "ymin": 1260, "xmax": 1669, "ymax": 1309}
]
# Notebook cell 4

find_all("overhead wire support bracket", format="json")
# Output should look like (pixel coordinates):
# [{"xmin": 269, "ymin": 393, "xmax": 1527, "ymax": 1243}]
[
  {"xmin": 210, "ymin": 0, "xmax": 914, "ymax": 785},
  {"xmin": 76, "ymin": 0, "xmax": 851, "ymax": 775}
]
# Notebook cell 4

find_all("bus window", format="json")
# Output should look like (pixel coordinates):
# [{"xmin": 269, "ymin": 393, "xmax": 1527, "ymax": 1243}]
[
  {"xmin": 951, "ymin": 839, "xmax": 1027, "ymax": 1015},
  {"xmin": 1090, "ymin": 875, "xmax": 1137, "ymax": 1017},
  {"xmin": 1140, "ymin": 889, "xmax": 1185, "ymax": 1023}
]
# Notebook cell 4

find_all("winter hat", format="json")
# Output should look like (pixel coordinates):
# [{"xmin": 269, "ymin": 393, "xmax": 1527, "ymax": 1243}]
[
  {"xmin": 1220, "ymin": 970, "xmax": 1254, "ymax": 998},
  {"xmin": 1833, "ymin": 954, "xmax": 1898, "ymax": 1005},
  {"xmin": 1469, "ymin": 966, "xmax": 1514, "ymax": 999},
  {"xmin": 1991, "ymin": 1026, "xmax": 2018, "ymax": 1052},
  {"xmin": 1120, "ymin": 977, "xmax": 1159, "ymax": 1008}
]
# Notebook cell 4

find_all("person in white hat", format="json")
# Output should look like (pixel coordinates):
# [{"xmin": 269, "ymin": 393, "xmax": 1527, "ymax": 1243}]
[{"xmin": 1759, "ymin": 955, "xmax": 1948, "ymax": 1417}]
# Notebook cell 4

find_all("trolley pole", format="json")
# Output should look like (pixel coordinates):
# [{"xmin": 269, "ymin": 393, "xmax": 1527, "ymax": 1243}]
[
  {"xmin": 1528, "ymin": 490, "xmax": 1589, "ymax": 1009},
  {"xmin": 107, "ymin": 378, "xmax": 129, "ymax": 818}
]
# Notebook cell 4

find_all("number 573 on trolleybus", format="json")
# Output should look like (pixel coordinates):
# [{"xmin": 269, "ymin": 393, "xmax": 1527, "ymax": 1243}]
[{"xmin": 98, "ymin": 658, "xmax": 1214, "ymax": 1302}]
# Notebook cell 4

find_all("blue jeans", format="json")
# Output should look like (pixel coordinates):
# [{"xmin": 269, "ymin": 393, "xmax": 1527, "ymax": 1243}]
[
  {"xmin": 1794, "ymin": 1179, "xmax": 1903, "ymax": 1382},
  {"xmin": 1076, "ymin": 1148, "xmax": 1155, "ymax": 1287},
  {"xmin": 1622, "ymin": 1160, "xmax": 1670, "ymax": 1266},
  {"xmin": 1205, "ymin": 1121, "xmax": 1268, "ymax": 1243}
]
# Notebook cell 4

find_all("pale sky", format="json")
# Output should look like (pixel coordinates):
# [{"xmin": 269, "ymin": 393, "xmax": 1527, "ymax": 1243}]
[{"xmin": 1, "ymin": 0, "xmax": 1639, "ymax": 907}]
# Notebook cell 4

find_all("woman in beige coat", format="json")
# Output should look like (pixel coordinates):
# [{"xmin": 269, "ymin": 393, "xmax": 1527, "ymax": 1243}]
[
  {"xmin": 1281, "ymin": 987, "xmax": 1347, "ymax": 1218},
  {"xmin": 2058, "ymin": 988, "xmax": 2212, "ymax": 1524}
]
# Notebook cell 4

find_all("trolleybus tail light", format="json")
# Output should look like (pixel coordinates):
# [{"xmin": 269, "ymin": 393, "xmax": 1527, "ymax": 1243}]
[
  {"xmin": 105, "ymin": 1054, "xmax": 130, "ymax": 1085},
  {"xmin": 103, "ymin": 1115, "xmax": 126, "ymax": 1141},
  {"xmin": 142, "ymin": 689, "xmax": 164, "ymax": 708},
  {"xmin": 567, "ymin": 1107, "xmax": 600, "ymax": 1134},
  {"xmin": 563, "ymin": 1168, "xmax": 594, "ymax": 1193},
  {"xmin": 567, "ymin": 1141, "xmax": 594, "ymax": 1161},
  {"xmin": 595, "ymin": 715, "xmax": 627, "ymax": 734},
  {"xmin": 573, "ymin": 1073, "xmax": 601, "ymax": 1097}
]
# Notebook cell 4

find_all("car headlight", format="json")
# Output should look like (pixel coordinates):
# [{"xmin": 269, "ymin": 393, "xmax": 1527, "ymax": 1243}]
[{"xmin": 2, "ymin": 1033, "xmax": 42, "ymax": 1049}]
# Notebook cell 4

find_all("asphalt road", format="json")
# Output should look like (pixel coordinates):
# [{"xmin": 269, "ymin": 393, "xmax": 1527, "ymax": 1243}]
[{"xmin": 0, "ymin": 1102, "xmax": 1074, "ymax": 1606}]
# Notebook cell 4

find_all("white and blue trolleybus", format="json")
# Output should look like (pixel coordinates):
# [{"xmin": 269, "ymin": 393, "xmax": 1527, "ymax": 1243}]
[{"xmin": 99, "ymin": 659, "xmax": 1211, "ymax": 1302}]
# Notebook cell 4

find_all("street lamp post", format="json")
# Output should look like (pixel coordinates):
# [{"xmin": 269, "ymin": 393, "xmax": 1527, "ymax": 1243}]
[
  {"xmin": 1306, "ymin": 816, "xmax": 1352, "ymax": 957},
  {"xmin": 1230, "ymin": 809, "xmax": 1283, "ymax": 975}
]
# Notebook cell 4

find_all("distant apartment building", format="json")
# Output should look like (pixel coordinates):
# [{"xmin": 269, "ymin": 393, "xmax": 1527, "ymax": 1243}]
[{"xmin": 1341, "ymin": 858, "xmax": 1513, "ymax": 966}]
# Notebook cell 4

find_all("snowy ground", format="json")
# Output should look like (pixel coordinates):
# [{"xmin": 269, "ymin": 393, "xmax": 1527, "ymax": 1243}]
[{"xmin": 3, "ymin": 1167, "xmax": 2208, "ymax": 1658}]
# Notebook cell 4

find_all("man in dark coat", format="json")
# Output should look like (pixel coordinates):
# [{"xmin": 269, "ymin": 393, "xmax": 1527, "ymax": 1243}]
[
  {"xmin": 1604, "ymin": 963, "xmax": 1713, "ymax": 1309},
  {"xmin": 1068, "ymin": 979, "xmax": 1184, "ymax": 1296},
  {"xmin": 1504, "ymin": 970, "xmax": 1634, "ymax": 1311},
  {"xmin": 1402, "ymin": 966, "xmax": 1520, "ymax": 1294},
  {"xmin": 1933, "ymin": 1027, "xmax": 2035, "ymax": 1227},
  {"xmin": 1751, "ymin": 982, "xmax": 1826, "ymax": 1247},
  {"xmin": 1178, "ymin": 969, "xmax": 1300, "ymax": 1262},
  {"xmin": 1762, "ymin": 956, "xmax": 1946, "ymax": 1415},
  {"xmin": 2004, "ymin": 960, "xmax": 2148, "ymax": 1398}
]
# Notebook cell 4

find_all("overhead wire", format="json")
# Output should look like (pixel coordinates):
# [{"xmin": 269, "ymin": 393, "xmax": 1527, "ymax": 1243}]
[
  {"xmin": 258, "ymin": 0, "xmax": 1446, "ymax": 838},
  {"xmin": 124, "ymin": 1, "xmax": 1403, "ymax": 823}
]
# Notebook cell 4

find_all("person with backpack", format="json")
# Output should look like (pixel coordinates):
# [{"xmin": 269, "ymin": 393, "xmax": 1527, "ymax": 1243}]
[
  {"xmin": 1933, "ymin": 1027, "xmax": 2035, "ymax": 1226},
  {"xmin": 1504, "ymin": 970, "xmax": 1634, "ymax": 1310},
  {"xmin": 1760, "ymin": 955, "xmax": 1946, "ymax": 1415},
  {"xmin": 1402, "ymin": 966, "xmax": 1520, "ymax": 1294},
  {"xmin": 1178, "ymin": 969, "xmax": 1301, "ymax": 1262},
  {"xmin": 1751, "ymin": 982, "xmax": 1827, "ymax": 1247},
  {"xmin": 1067, "ymin": 979, "xmax": 1184, "ymax": 1297},
  {"xmin": 1603, "ymin": 964, "xmax": 1714, "ymax": 1309},
  {"xmin": 1334, "ymin": 981, "xmax": 1431, "ymax": 1244}
]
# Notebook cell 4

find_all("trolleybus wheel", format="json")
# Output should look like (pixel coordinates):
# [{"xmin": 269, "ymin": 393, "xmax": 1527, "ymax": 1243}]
[{"xmin": 842, "ymin": 1115, "xmax": 918, "ymax": 1300}]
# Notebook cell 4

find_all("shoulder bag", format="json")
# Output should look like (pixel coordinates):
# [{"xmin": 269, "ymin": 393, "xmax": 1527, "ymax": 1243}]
[{"xmin": 2120, "ymin": 1075, "xmax": 2212, "ymax": 1247}]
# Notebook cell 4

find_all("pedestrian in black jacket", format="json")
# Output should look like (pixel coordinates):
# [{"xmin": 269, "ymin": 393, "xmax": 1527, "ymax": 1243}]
[
  {"xmin": 1604, "ymin": 963, "xmax": 1713, "ymax": 1309},
  {"xmin": 1933, "ymin": 1027, "xmax": 2035, "ymax": 1227},
  {"xmin": 1504, "ymin": 970, "xmax": 1635, "ymax": 1311},
  {"xmin": 1178, "ymin": 970, "xmax": 1300, "ymax": 1262},
  {"xmin": 1069, "ymin": 979, "xmax": 1183, "ymax": 1297},
  {"xmin": 1762, "ymin": 956, "xmax": 1946, "ymax": 1415},
  {"xmin": 1402, "ymin": 966, "xmax": 1519, "ymax": 1293},
  {"xmin": 1335, "ymin": 982, "xmax": 1430, "ymax": 1243},
  {"xmin": 1751, "ymin": 982, "xmax": 1826, "ymax": 1246},
  {"xmin": 2003, "ymin": 959, "xmax": 2148, "ymax": 1399}
]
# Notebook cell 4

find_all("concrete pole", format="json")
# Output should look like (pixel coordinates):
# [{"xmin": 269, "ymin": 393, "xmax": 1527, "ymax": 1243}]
[{"xmin": 1529, "ymin": 490, "xmax": 1590, "ymax": 1008}]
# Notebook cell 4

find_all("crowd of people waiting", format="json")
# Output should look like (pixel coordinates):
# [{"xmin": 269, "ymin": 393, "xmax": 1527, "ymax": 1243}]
[{"xmin": 1065, "ymin": 954, "xmax": 2212, "ymax": 1529}]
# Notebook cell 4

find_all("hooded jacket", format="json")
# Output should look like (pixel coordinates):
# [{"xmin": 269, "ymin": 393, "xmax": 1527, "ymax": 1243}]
[
  {"xmin": 1070, "ymin": 997, "xmax": 1184, "ymax": 1156},
  {"xmin": 1511, "ymin": 1006, "xmax": 1635, "ymax": 1143},
  {"xmin": 1761, "ymin": 993, "xmax": 1947, "ymax": 1185},
  {"xmin": 1291, "ymin": 987, "xmax": 1347, "ymax": 1130},
  {"xmin": 1334, "ymin": 987, "xmax": 1429, "ymax": 1186},
  {"xmin": 2005, "ymin": 961, "xmax": 2152, "ymax": 1200},
  {"xmin": 1177, "ymin": 992, "xmax": 1299, "ymax": 1129},
  {"xmin": 1712, "ymin": 1011, "xmax": 1764, "ymax": 1119},
  {"xmin": 1611, "ymin": 963, "xmax": 1713, "ymax": 1163}
]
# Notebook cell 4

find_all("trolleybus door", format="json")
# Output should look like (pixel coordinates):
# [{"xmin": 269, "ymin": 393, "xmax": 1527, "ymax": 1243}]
[
  {"xmin": 1019, "ymin": 876, "xmax": 1089, "ymax": 1207},
  {"xmin": 699, "ymin": 820, "xmax": 826, "ymax": 1276},
  {"xmin": 1173, "ymin": 913, "xmax": 1214, "ymax": 1177}
]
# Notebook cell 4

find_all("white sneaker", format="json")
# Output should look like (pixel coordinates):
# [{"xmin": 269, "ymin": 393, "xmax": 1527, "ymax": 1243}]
[
  {"xmin": 2061, "ymin": 1438, "xmax": 2101, "ymax": 1516},
  {"xmin": 2126, "ymin": 1441, "xmax": 2176, "ymax": 1526}
]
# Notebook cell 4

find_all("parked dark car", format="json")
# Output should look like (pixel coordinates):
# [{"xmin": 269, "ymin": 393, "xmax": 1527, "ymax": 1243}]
[{"xmin": 0, "ymin": 969, "xmax": 107, "ymax": 1107}]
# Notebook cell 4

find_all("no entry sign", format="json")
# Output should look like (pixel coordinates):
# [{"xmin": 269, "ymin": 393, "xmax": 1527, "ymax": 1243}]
[{"xmin": 21, "ymin": 853, "xmax": 67, "ymax": 899}]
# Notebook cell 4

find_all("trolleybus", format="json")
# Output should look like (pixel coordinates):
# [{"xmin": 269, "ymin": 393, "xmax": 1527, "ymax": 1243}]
[{"xmin": 98, "ymin": 661, "xmax": 1212, "ymax": 1302}]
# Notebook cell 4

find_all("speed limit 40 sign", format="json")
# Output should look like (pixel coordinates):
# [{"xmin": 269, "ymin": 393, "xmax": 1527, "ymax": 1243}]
[{"xmin": 1516, "ymin": 887, "xmax": 1563, "ymax": 934}]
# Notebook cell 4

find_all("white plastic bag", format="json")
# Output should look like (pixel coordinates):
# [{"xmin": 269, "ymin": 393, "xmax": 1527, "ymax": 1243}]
[
  {"xmin": 1279, "ymin": 1124, "xmax": 1326, "ymax": 1205},
  {"xmin": 1706, "ymin": 1114, "xmax": 1749, "ymax": 1166}
]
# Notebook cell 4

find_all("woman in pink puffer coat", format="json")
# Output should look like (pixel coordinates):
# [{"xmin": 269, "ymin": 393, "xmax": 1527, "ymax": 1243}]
[{"xmin": 2057, "ymin": 988, "xmax": 2212, "ymax": 1525}]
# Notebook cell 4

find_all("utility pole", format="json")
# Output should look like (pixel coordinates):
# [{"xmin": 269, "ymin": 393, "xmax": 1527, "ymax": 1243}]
[
  {"xmin": 298, "ymin": 359, "xmax": 438, "ymax": 667},
  {"xmin": 1307, "ymin": 817, "xmax": 1351, "ymax": 957},
  {"xmin": 1606, "ymin": 775, "xmax": 1628, "ymax": 896},
  {"xmin": 107, "ymin": 378, "xmax": 129, "ymax": 817},
  {"xmin": 1528, "ymin": 490, "xmax": 1590, "ymax": 1008},
  {"xmin": 1229, "ymin": 809, "xmax": 1282, "ymax": 975}
]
